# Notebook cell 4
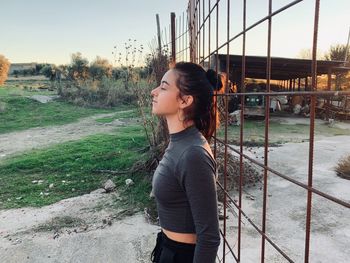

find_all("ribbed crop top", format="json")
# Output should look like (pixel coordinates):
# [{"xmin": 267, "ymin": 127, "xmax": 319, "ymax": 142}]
[{"xmin": 151, "ymin": 125, "xmax": 221, "ymax": 263}]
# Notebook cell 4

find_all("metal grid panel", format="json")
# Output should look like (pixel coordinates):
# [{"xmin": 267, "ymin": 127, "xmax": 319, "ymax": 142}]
[{"xmin": 166, "ymin": 1, "xmax": 350, "ymax": 262}]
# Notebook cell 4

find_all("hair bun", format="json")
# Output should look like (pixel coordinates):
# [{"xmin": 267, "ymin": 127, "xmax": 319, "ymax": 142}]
[{"xmin": 206, "ymin": 69, "xmax": 223, "ymax": 91}]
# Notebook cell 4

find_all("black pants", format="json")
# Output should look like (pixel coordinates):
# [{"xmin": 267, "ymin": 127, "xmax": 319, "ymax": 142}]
[{"xmin": 150, "ymin": 230, "xmax": 196, "ymax": 263}]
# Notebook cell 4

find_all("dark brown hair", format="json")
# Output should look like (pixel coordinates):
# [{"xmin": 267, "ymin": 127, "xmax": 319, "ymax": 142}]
[{"xmin": 172, "ymin": 61, "xmax": 223, "ymax": 143}]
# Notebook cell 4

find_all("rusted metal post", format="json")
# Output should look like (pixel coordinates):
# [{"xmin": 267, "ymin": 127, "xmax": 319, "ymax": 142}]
[
  {"xmin": 326, "ymin": 68, "xmax": 332, "ymax": 120},
  {"xmin": 238, "ymin": 1, "xmax": 247, "ymax": 261},
  {"xmin": 304, "ymin": 0, "xmax": 320, "ymax": 262},
  {"xmin": 171, "ymin": 12, "xmax": 176, "ymax": 64},
  {"xmin": 156, "ymin": 14, "xmax": 162, "ymax": 55},
  {"xmin": 222, "ymin": 0, "xmax": 230, "ymax": 261},
  {"xmin": 261, "ymin": 0, "xmax": 272, "ymax": 262}
]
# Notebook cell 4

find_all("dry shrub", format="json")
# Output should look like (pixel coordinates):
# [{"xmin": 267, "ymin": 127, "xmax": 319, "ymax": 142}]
[
  {"xmin": 57, "ymin": 77, "xmax": 137, "ymax": 108},
  {"xmin": 335, "ymin": 155, "xmax": 350, "ymax": 180},
  {"xmin": 0, "ymin": 54, "xmax": 10, "ymax": 85},
  {"xmin": 214, "ymin": 144, "xmax": 263, "ymax": 202}
]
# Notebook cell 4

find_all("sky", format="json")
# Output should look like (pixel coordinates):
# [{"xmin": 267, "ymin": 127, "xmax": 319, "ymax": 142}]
[{"xmin": 0, "ymin": 0, "xmax": 349, "ymax": 66}]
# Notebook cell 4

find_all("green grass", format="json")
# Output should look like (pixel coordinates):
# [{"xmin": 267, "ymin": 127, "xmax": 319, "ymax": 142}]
[
  {"xmin": 0, "ymin": 81, "xmax": 56, "ymax": 97},
  {"xmin": 0, "ymin": 124, "xmax": 153, "ymax": 211},
  {"xmin": 0, "ymin": 95, "xmax": 140, "ymax": 134}
]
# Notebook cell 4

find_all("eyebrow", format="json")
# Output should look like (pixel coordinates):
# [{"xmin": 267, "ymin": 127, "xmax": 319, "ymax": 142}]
[{"xmin": 161, "ymin": 80, "xmax": 170, "ymax": 86}]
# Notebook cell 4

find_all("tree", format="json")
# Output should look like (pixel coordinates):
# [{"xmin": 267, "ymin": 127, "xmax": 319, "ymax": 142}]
[
  {"xmin": 0, "ymin": 55, "xmax": 11, "ymax": 86},
  {"xmin": 40, "ymin": 64, "xmax": 56, "ymax": 81},
  {"xmin": 325, "ymin": 44, "xmax": 350, "ymax": 90},
  {"xmin": 324, "ymin": 44, "xmax": 350, "ymax": 62},
  {"xmin": 89, "ymin": 56, "xmax": 112, "ymax": 80},
  {"xmin": 68, "ymin": 52, "xmax": 89, "ymax": 80}
]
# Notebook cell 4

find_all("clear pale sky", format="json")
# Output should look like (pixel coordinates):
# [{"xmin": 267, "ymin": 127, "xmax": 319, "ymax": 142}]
[{"xmin": 0, "ymin": 0, "xmax": 349, "ymax": 65}]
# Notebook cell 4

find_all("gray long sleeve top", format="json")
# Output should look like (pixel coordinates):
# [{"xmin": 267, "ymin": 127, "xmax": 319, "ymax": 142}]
[{"xmin": 151, "ymin": 125, "xmax": 221, "ymax": 263}]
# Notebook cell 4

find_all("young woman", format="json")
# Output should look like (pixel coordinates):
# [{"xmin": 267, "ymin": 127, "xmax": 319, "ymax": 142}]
[{"xmin": 150, "ymin": 61, "xmax": 222, "ymax": 263}]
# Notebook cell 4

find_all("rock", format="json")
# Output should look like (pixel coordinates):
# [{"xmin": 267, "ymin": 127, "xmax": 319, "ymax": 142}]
[
  {"xmin": 103, "ymin": 179, "xmax": 116, "ymax": 192},
  {"xmin": 49, "ymin": 183, "xmax": 54, "ymax": 189},
  {"xmin": 125, "ymin": 178, "xmax": 134, "ymax": 186},
  {"xmin": 29, "ymin": 95, "xmax": 60, "ymax": 104},
  {"xmin": 53, "ymin": 232, "xmax": 60, "ymax": 239}
]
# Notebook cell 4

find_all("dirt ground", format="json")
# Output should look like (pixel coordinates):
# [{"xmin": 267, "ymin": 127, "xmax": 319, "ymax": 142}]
[
  {"xmin": 217, "ymin": 132, "xmax": 350, "ymax": 262},
  {"xmin": 0, "ymin": 115, "xmax": 349, "ymax": 262},
  {"xmin": 0, "ymin": 189, "xmax": 159, "ymax": 263},
  {"xmin": 0, "ymin": 112, "xmax": 138, "ymax": 162}
]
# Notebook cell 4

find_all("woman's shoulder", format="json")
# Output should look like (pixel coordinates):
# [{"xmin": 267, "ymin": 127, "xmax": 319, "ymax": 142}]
[{"xmin": 179, "ymin": 143, "xmax": 216, "ymax": 167}]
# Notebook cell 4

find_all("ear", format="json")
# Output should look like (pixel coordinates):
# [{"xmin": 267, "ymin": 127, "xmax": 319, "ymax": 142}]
[{"xmin": 178, "ymin": 95, "xmax": 194, "ymax": 109}]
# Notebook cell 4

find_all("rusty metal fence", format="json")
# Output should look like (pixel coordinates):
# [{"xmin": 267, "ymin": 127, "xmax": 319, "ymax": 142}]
[{"xmin": 158, "ymin": 0, "xmax": 350, "ymax": 262}]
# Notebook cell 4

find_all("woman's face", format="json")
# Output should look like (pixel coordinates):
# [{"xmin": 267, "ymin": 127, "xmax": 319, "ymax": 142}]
[{"xmin": 151, "ymin": 69, "xmax": 182, "ymax": 117}]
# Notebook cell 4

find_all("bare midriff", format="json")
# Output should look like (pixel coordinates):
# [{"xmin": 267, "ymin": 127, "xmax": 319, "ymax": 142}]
[{"xmin": 162, "ymin": 227, "xmax": 197, "ymax": 244}]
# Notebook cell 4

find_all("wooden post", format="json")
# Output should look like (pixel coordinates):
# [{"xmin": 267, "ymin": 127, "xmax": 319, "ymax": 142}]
[
  {"xmin": 293, "ymin": 78, "xmax": 296, "ymax": 91},
  {"xmin": 171, "ymin": 12, "xmax": 176, "ymax": 64},
  {"xmin": 326, "ymin": 68, "xmax": 332, "ymax": 120},
  {"xmin": 156, "ymin": 14, "xmax": 162, "ymax": 55},
  {"xmin": 305, "ymin": 77, "xmax": 308, "ymax": 91}
]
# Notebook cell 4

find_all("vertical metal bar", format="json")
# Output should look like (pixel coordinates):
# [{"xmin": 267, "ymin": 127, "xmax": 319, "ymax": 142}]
[
  {"xmin": 239, "ymin": 0, "xmax": 247, "ymax": 261},
  {"xmin": 208, "ymin": 0, "xmax": 211, "ymax": 67},
  {"xmin": 183, "ymin": 12, "xmax": 185, "ymax": 61},
  {"xmin": 304, "ymin": 0, "xmax": 320, "ymax": 262},
  {"xmin": 326, "ymin": 68, "xmax": 332, "ymax": 120},
  {"xmin": 213, "ymin": 0, "xmax": 219, "ymax": 160},
  {"xmin": 202, "ymin": 0, "xmax": 205, "ymax": 67},
  {"xmin": 171, "ymin": 12, "xmax": 176, "ymax": 64},
  {"xmin": 179, "ymin": 14, "xmax": 181, "ymax": 61},
  {"xmin": 186, "ymin": 6, "xmax": 189, "ymax": 62},
  {"xmin": 223, "ymin": 0, "xmax": 230, "ymax": 262},
  {"xmin": 156, "ymin": 14, "xmax": 162, "ymax": 55},
  {"xmin": 198, "ymin": 0, "xmax": 201, "ymax": 64},
  {"xmin": 261, "ymin": 0, "xmax": 272, "ymax": 262}
]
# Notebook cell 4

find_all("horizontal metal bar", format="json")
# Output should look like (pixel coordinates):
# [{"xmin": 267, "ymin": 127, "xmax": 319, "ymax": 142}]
[
  {"xmin": 213, "ymin": 136, "xmax": 350, "ymax": 209},
  {"xmin": 199, "ymin": 0, "xmax": 304, "ymax": 64},
  {"xmin": 215, "ymin": 90, "xmax": 350, "ymax": 97},
  {"xmin": 216, "ymin": 181, "xmax": 295, "ymax": 262}
]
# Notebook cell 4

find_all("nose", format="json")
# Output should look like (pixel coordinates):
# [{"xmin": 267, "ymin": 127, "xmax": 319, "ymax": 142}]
[{"xmin": 151, "ymin": 86, "xmax": 159, "ymax": 97}]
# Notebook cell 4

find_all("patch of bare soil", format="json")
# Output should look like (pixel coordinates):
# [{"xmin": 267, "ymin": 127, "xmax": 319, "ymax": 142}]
[{"xmin": 0, "ymin": 112, "xmax": 139, "ymax": 162}]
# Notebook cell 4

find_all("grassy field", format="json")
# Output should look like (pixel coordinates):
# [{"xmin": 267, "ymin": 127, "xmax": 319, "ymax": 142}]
[
  {"xmin": 0, "ymin": 124, "xmax": 153, "ymax": 211},
  {"xmin": 0, "ymin": 82, "xmax": 154, "ymax": 216},
  {"xmin": 0, "ymin": 85, "xmax": 139, "ymax": 134}
]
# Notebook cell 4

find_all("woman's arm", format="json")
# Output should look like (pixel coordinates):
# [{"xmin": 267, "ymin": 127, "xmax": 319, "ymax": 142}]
[{"xmin": 177, "ymin": 145, "xmax": 221, "ymax": 263}]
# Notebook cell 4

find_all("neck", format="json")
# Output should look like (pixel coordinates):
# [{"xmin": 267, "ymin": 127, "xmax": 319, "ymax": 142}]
[{"xmin": 166, "ymin": 114, "xmax": 195, "ymax": 134}]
